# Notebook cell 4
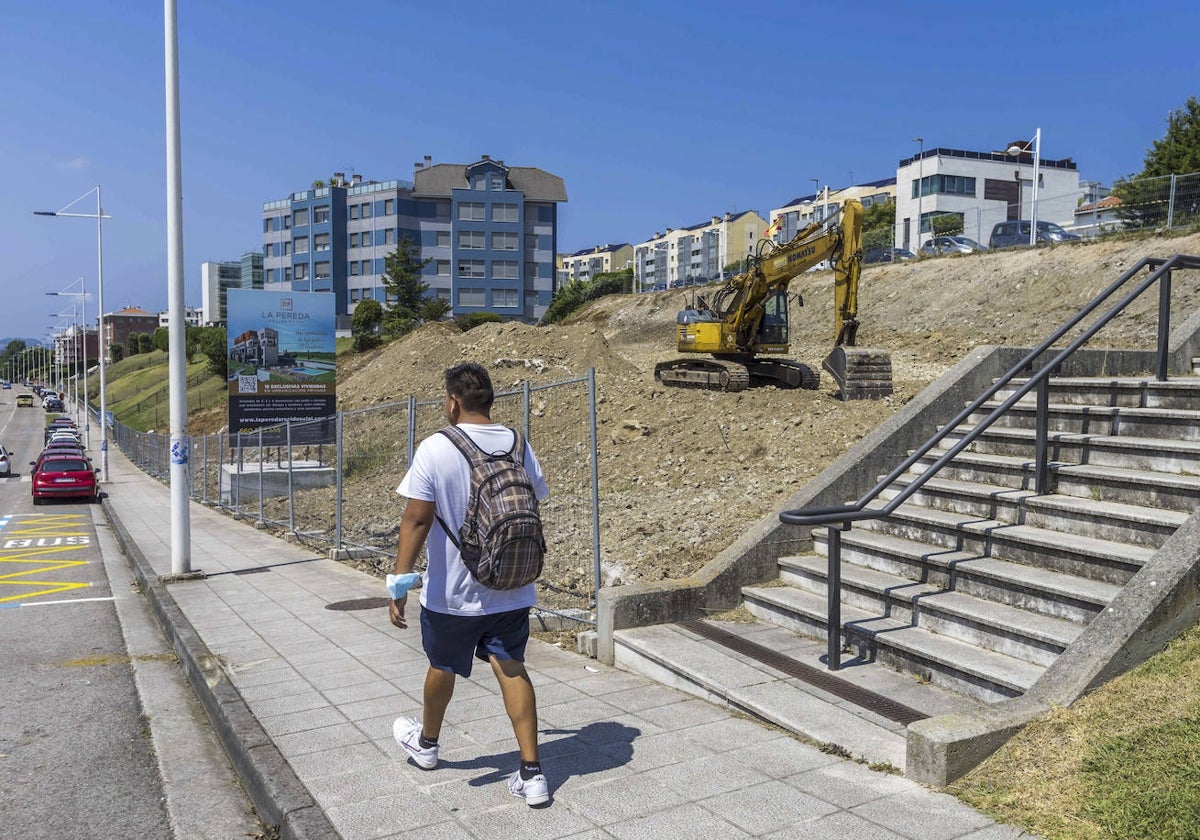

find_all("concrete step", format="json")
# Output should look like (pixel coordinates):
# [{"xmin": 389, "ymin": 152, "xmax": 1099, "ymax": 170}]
[
  {"xmin": 994, "ymin": 377, "xmax": 1200, "ymax": 409},
  {"xmin": 913, "ymin": 451, "xmax": 1200, "ymax": 512},
  {"xmin": 811, "ymin": 528, "xmax": 1122, "ymax": 624},
  {"xmin": 854, "ymin": 499, "xmax": 1153, "ymax": 585},
  {"xmin": 939, "ymin": 424, "xmax": 1200, "ymax": 475},
  {"xmin": 776, "ymin": 554, "xmax": 1084, "ymax": 666},
  {"xmin": 970, "ymin": 400, "xmax": 1200, "ymax": 442},
  {"xmin": 613, "ymin": 620, "xmax": 983, "ymax": 772},
  {"xmin": 742, "ymin": 585, "xmax": 1045, "ymax": 703},
  {"xmin": 883, "ymin": 475, "xmax": 1187, "ymax": 549}
]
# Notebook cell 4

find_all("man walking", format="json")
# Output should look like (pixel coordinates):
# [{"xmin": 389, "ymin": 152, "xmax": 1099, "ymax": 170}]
[{"xmin": 389, "ymin": 363, "xmax": 551, "ymax": 806}]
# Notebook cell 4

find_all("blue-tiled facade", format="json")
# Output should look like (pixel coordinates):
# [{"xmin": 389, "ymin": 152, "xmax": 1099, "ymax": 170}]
[{"xmin": 261, "ymin": 158, "xmax": 566, "ymax": 331}]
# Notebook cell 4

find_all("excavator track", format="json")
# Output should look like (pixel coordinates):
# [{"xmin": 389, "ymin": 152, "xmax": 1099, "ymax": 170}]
[
  {"xmin": 822, "ymin": 347, "xmax": 894, "ymax": 400},
  {"xmin": 654, "ymin": 358, "xmax": 751, "ymax": 392}
]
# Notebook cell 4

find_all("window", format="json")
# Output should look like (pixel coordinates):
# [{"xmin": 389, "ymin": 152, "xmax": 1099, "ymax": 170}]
[
  {"xmin": 526, "ymin": 234, "xmax": 539, "ymax": 250},
  {"xmin": 493, "ymin": 231, "xmax": 518, "ymax": 250},
  {"xmin": 292, "ymin": 208, "xmax": 309, "ymax": 227},
  {"xmin": 459, "ymin": 230, "xmax": 485, "ymax": 249},
  {"xmin": 283, "ymin": 215, "xmax": 290, "ymax": 229},
  {"xmin": 263, "ymin": 218, "xmax": 271, "ymax": 233},
  {"xmin": 489, "ymin": 174, "xmax": 504, "ymax": 191},
  {"xmin": 913, "ymin": 174, "xmax": 976, "ymax": 198},
  {"xmin": 526, "ymin": 262, "xmax": 537, "ymax": 279},
  {"xmin": 314, "ymin": 261, "xmax": 331, "ymax": 280},
  {"xmin": 263, "ymin": 244, "xmax": 271, "ymax": 258},
  {"xmin": 314, "ymin": 233, "xmax": 330, "ymax": 252},
  {"xmin": 436, "ymin": 230, "xmax": 451, "ymax": 248},
  {"xmin": 384, "ymin": 199, "xmax": 394, "ymax": 215},
  {"xmin": 492, "ymin": 203, "xmax": 518, "ymax": 223},
  {"xmin": 494, "ymin": 289, "xmax": 519, "ymax": 307},
  {"xmin": 436, "ymin": 287, "xmax": 450, "ymax": 301},
  {"xmin": 349, "ymin": 205, "xmax": 359, "ymax": 220},
  {"xmin": 384, "ymin": 228, "xmax": 395, "ymax": 245},
  {"xmin": 266, "ymin": 268, "xmax": 274, "ymax": 283},
  {"xmin": 294, "ymin": 263, "xmax": 308, "ymax": 280},
  {"xmin": 458, "ymin": 287, "xmax": 485, "ymax": 306},
  {"xmin": 313, "ymin": 206, "xmax": 330, "ymax": 224},
  {"xmin": 350, "ymin": 233, "xmax": 359, "ymax": 248},
  {"xmin": 493, "ymin": 260, "xmax": 518, "ymax": 279},
  {"xmin": 458, "ymin": 202, "xmax": 484, "ymax": 221},
  {"xmin": 350, "ymin": 262, "xmax": 359, "ymax": 275},
  {"xmin": 362, "ymin": 260, "xmax": 371, "ymax": 275},
  {"xmin": 436, "ymin": 201, "xmax": 450, "ymax": 219},
  {"xmin": 457, "ymin": 260, "xmax": 485, "ymax": 278},
  {"xmin": 361, "ymin": 230, "xmax": 372, "ymax": 247},
  {"xmin": 436, "ymin": 260, "xmax": 450, "ymax": 276},
  {"xmin": 919, "ymin": 210, "xmax": 964, "ymax": 234},
  {"xmin": 284, "ymin": 267, "xmax": 292, "ymax": 282},
  {"xmin": 350, "ymin": 288, "xmax": 360, "ymax": 302},
  {"xmin": 294, "ymin": 236, "xmax": 309, "ymax": 254},
  {"xmin": 282, "ymin": 241, "xmax": 290, "ymax": 256},
  {"xmin": 362, "ymin": 203, "xmax": 372, "ymax": 218}
]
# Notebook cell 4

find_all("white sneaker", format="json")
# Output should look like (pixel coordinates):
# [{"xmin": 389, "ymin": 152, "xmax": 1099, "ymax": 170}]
[
  {"xmin": 508, "ymin": 770, "xmax": 549, "ymax": 806},
  {"xmin": 393, "ymin": 717, "xmax": 438, "ymax": 769}
]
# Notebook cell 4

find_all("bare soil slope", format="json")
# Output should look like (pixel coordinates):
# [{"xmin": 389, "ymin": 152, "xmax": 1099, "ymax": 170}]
[{"xmin": 333, "ymin": 232, "xmax": 1200, "ymax": 587}]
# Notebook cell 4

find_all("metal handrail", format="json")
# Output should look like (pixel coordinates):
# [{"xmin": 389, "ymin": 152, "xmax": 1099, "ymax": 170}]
[{"xmin": 779, "ymin": 253, "xmax": 1200, "ymax": 670}]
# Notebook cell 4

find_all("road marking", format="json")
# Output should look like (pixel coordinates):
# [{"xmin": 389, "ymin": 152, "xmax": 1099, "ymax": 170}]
[
  {"xmin": 0, "ymin": 596, "xmax": 114, "ymax": 610},
  {"xmin": 0, "ymin": 514, "xmax": 92, "ymax": 603}
]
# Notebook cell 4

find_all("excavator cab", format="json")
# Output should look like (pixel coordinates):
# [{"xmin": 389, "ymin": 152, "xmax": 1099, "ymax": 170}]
[{"xmin": 755, "ymin": 291, "xmax": 789, "ymax": 349}]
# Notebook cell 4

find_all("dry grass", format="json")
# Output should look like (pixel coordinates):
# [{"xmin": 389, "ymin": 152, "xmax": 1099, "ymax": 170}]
[{"xmin": 950, "ymin": 622, "xmax": 1200, "ymax": 839}]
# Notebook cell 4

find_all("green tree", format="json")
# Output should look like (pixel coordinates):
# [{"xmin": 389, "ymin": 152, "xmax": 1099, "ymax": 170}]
[
  {"xmin": 351, "ymin": 299, "xmax": 384, "ymax": 351},
  {"xmin": 1113, "ymin": 96, "xmax": 1200, "ymax": 229},
  {"xmin": 137, "ymin": 333, "xmax": 154, "ymax": 354},
  {"xmin": 418, "ymin": 297, "xmax": 452, "ymax": 322},
  {"xmin": 194, "ymin": 327, "xmax": 228, "ymax": 378},
  {"xmin": 541, "ymin": 268, "xmax": 633, "ymax": 325},
  {"xmin": 455, "ymin": 312, "xmax": 503, "ymax": 331},
  {"xmin": 152, "ymin": 326, "xmax": 169, "ymax": 353},
  {"xmin": 380, "ymin": 235, "xmax": 432, "ymax": 333},
  {"xmin": 126, "ymin": 332, "xmax": 142, "ymax": 356},
  {"xmin": 861, "ymin": 200, "xmax": 897, "ymax": 252},
  {"xmin": 109, "ymin": 344, "xmax": 124, "ymax": 363}
]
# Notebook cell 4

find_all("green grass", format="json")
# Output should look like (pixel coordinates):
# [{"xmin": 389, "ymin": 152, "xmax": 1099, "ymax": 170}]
[
  {"xmin": 950, "ymin": 621, "xmax": 1200, "ymax": 839},
  {"xmin": 89, "ymin": 351, "xmax": 227, "ymax": 431}
]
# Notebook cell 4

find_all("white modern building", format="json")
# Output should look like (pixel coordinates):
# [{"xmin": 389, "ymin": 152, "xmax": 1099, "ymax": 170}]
[
  {"xmin": 559, "ymin": 243, "xmax": 634, "ymax": 284},
  {"xmin": 768, "ymin": 178, "xmax": 897, "ymax": 243},
  {"xmin": 895, "ymin": 143, "xmax": 1081, "ymax": 251}
]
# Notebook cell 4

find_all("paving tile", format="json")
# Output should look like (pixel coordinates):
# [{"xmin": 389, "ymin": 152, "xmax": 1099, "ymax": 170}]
[
  {"xmin": 551, "ymin": 772, "xmax": 687, "ymax": 827},
  {"xmin": 324, "ymin": 789, "xmax": 455, "ymax": 839},
  {"xmin": 786, "ymin": 760, "xmax": 916, "ymax": 809},
  {"xmin": 322, "ymin": 677, "xmax": 397, "ymax": 707},
  {"xmin": 260, "ymin": 704, "xmax": 346, "ymax": 737},
  {"xmin": 604, "ymin": 802, "xmax": 751, "ymax": 840},
  {"xmin": 851, "ymin": 789, "xmax": 994, "ymax": 840},
  {"xmin": 275, "ymin": 722, "xmax": 368, "ymax": 757},
  {"xmin": 698, "ymin": 778, "xmax": 839, "ymax": 835},
  {"xmin": 651, "ymin": 753, "xmax": 772, "ymax": 800},
  {"xmin": 761, "ymin": 810, "xmax": 907, "ymax": 840},
  {"xmin": 286, "ymin": 740, "xmax": 391, "ymax": 781}
]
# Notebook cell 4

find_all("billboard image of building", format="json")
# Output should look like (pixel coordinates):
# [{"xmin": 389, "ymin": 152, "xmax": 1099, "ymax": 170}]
[{"xmin": 226, "ymin": 289, "xmax": 336, "ymax": 444}]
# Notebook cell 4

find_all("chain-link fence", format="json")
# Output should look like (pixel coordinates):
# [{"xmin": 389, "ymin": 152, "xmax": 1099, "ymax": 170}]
[{"xmin": 108, "ymin": 370, "xmax": 602, "ymax": 623}]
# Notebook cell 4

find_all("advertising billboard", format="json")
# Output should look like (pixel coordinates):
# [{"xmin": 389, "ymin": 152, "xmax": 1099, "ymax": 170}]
[{"xmin": 226, "ymin": 289, "xmax": 335, "ymax": 444}]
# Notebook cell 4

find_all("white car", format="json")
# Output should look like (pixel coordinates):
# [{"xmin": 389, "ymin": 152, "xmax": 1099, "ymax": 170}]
[{"xmin": 0, "ymin": 445, "xmax": 11, "ymax": 477}]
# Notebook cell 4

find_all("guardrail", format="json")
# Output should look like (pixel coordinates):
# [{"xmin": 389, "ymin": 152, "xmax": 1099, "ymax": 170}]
[{"xmin": 779, "ymin": 253, "xmax": 1200, "ymax": 670}]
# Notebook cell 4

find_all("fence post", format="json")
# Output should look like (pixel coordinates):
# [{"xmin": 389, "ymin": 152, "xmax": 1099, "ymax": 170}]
[
  {"xmin": 523, "ymin": 380, "xmax": 531, "ymax": 440},
  {"xmin": 335, "ymin": 410, "xmax": 344, "ymax": 553},
  {"xmin": 1168, "ymin": 174, "xmax": 1177, "ymax": 229},
  {"xmin": 217, "ymin": 432, "xmax": 224, "ymax": 506},
  {"xmin": 235, "ymin": 434, "xmax": 244, "ymax": 515},
  {"xmin": 286, "ymin": 420, "xmax": 296, "ymax": 536},
  {"xmin": 1035, "ymin": 375, "xmax": 1050, "ymax": 495},
  {"xmin": 407, "ymin": 395, "xmax": 417, "ymax": 465},
  {"xmin": 827, "ymin": 525, "xmax": 843, "ymax": 671},
  {"xmin": 588, "ymin": 368, "xmax": 602, "ymax": 607},
  {"xmin": 201, "ymin": 434, "xmax": 208, "ymax": 504},
  {"xmin": 257, "ymin": 427, "xmax": 265, "ymax": 526}
]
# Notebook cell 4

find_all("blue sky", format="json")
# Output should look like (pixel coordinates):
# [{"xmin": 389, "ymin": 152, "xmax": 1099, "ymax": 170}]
[{"xmin": 2, "ymin": 0, "xmax": 1198, "ymax": 343}]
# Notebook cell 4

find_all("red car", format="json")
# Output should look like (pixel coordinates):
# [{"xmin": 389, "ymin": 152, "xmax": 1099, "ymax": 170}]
[{"xmin": 31, "ymin": 455, "xmax": 99, "ymax": 505}]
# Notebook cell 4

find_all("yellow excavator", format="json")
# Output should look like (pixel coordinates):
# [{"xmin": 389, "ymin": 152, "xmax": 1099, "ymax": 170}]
[{"xmin": 653, "ymin": 199, "xmax": 893, "ymax": 399}]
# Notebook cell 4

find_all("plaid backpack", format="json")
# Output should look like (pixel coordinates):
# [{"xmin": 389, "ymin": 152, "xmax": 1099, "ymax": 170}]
[{"xmin": 434, "ymin": 425, "xmax": 546, "ymax": 590}]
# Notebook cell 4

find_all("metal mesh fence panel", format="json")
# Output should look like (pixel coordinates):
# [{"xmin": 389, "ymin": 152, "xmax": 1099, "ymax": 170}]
[{"xmin": 336, "ymin": 401, "xmax": 412, "ymax": 561}]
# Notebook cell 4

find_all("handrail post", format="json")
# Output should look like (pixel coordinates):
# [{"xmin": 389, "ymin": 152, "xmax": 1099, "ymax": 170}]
[
  {"xmin": 1035, "ymin": 374, "xmax": 1050, "ymax": 495},
  {"xmin": 827, "ymin": 525, "xmax": 843, "ymax": 671},
  {"xmin": 1157, "ymin": 269, "xmax": 1172, "ymax": 381}
]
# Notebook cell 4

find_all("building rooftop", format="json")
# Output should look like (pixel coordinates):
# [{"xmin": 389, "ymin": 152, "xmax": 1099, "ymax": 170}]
[
  {"xmin": 898, "ymin": 147, "xmax": 1077, "ymax": 170},
  {"xmin": 412, "ymin": 160, "xmax": 567, "ymax": 202}
]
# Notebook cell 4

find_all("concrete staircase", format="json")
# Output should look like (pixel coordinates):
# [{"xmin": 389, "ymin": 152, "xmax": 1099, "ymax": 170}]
[{"xmin": 613, "ymin": 375, "xmax": 1200, "ymax": 772}]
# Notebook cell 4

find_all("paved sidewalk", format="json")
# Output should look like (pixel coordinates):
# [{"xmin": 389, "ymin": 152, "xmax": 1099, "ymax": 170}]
[{"xmin": 99, "ymin": 438, "xmax": 1030, "ymax": 839}]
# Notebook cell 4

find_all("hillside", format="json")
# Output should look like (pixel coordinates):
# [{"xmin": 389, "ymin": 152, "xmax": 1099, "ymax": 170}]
[{"xmin": 325, "ymin": 230, "xmax": 1200, "ymax": 587}]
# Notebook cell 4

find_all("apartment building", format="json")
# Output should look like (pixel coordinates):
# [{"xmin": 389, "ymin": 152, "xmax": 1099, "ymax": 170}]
[
  {"xmin": 261, "ymin": 157, "xmax": 566, "ymax": 329},
  {"xmin": 633, "ymin": 210, "xmax": 765, "ymax": 291},
  {"xmin": 201, "ymin": 252, "xmax": 263, "ymax": 326},
  {"xmin": 768, "ymin": 178, "xmax": 898, "ymax": 243},
  {"xmin": 560, "ymin": 243, "xmax": 634, "ymax": 284},
  {"xmin": 104, "ymin": 307, "xmax": 160, "ymax": 353},
  {"xmin": 895, "ymin": 144, "xmax": 1080, "ymax": 251}
]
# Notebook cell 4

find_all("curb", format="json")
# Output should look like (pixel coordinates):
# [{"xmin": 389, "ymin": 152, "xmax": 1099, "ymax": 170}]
[{"xmin": 102, "ymin": 497, "xmax": 341, "ymax": 840}]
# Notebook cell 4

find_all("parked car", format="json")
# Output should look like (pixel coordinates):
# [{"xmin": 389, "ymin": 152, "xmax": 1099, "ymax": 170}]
[
  {"xmin": 921, "ymin": 235, "xmax": 987, "ymax": 256},
  {"xmin": 1, "ymin": 381, "xmax": 10, "ymax": 389},
  {"xmin": 43, "ymin": 397, "xmax": 64, "ymax": 412},
  {"xmin": 31, "ymin": 455, "xmax": 99, "ymax": 504},
  {"xmin": 863, "ymin": 247, "xmax": 916, "ymax": 264},
  {"xmin": 16, "ymin": 394, "xmax": 33, "ymax": 408},
  {"xmin": 988, "ymin": 220, "xmax": 1082, "ymax": 249},
  {"xmin": 0, "ymin": 444, "xmax": 12, "ymax": 477}
]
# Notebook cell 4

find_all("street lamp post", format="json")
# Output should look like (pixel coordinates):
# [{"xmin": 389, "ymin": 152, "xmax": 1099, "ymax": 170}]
[
  {"xmin": 35, "ymin": 186, "xmax": 110, "ymax": 482},
  {"xmin": 913, "ymin": 137, "xmax": 925, "ymax": 251},
  {"xmin": 810, "ymin": 178, "xmax": 820, "ymax": 224},
  {"xmin": 47, "ymin": 279, "xmax": 91, "ymax": 448},
  {"xmin": 1006, "ymin": 129, "xmax": 1041, "ymax": 246}
]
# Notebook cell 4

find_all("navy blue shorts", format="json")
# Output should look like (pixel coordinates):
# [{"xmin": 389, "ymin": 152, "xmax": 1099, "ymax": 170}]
[{"xmin": 420, "ymin": 606, "xmax": 531, "ymax": 677}]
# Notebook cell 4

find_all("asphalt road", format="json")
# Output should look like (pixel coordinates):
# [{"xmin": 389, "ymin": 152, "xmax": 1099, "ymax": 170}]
[{"xmin": 0, "ymin": 393, "xmax": 258, "ymax": 839}]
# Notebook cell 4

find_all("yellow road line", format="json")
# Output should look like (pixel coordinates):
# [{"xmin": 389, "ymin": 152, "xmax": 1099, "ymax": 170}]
[{"xmin": 0, "ymin": 580, "xmax": 90, "ymax": 602}]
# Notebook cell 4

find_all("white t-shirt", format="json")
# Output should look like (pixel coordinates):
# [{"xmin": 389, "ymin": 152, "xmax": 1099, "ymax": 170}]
[{"xmin": 397, "ymin": 423, "xmax": 550, "ymax": 616}]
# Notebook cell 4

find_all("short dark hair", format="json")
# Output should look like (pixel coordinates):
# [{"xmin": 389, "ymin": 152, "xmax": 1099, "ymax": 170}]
[{"xmin": 445, "ymin": 363, "xmax": 494, "ymax": 413}]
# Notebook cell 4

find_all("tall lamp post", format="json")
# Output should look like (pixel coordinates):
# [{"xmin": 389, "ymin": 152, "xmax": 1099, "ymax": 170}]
[
  {"xmin": 35, "ymin": 186, "xmax": 110, "ymax": 482},
  {"xmin": 47, "ymin": 278, "xmax": 91, "ymax": 448},
  {"xmin": 1006, "ymin": 129, "xmax": 1041, "ymax": 246},
  {"xmin": 913, "ymin": 137, "xmax": 925, "ymax": 251}
]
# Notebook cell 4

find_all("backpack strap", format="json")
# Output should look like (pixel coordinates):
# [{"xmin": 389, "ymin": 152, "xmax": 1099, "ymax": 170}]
[{"xmin": 431, "ymin": 424, "xmax": 522, "ymax": 548}]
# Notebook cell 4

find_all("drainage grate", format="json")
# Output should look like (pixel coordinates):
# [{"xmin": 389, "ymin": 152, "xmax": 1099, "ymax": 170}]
[
  {"xmin": 679, "ymin": 620, "xmax": 930, "ymax": 726},
  {"xmin": 325, "ymin": 597, "xmax": 392, "ymax": 611}
]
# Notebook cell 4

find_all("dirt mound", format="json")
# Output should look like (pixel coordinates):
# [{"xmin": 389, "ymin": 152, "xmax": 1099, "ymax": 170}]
[{"xmin": 330, "ymin": 231, "xmax": 1200, "ymax": 588}]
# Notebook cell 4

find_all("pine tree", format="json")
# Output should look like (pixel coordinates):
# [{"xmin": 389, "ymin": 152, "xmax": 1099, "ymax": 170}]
[{"xmin": 379, "ymin": 235, "xmax": 432, "ymax": 334}]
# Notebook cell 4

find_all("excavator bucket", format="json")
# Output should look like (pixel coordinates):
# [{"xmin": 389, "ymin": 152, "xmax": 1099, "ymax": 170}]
[{"xmin": 822, "ymin": 346, "xmax": 893, "ymax": 400}]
